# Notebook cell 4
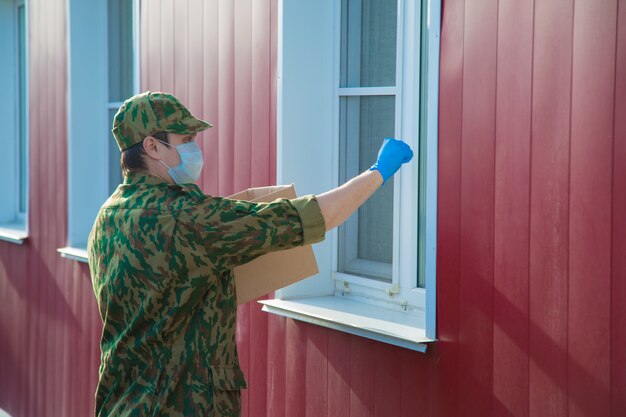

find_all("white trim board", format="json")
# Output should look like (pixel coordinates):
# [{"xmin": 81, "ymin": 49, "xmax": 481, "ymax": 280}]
[
  {"xmin": 57, "ymin": 246, "xmax": 89, "ymax": 263},
  {"xmin": 0, "ymin": 225, "xmax": 28, "ymax": 244},
  {"xmin": 260, "ymin": 297, "xmax": 432, "ymax": 352}
]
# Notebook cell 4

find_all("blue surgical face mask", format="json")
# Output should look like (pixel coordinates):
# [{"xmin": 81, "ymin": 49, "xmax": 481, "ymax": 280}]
[{"xmin": 157, "ymin": 139, "xmax": 204, "ymax": 184}]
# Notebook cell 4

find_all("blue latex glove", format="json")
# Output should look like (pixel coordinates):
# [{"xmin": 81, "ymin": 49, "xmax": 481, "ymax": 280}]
[{"xmin": 368, "ymin": 137, "xmax": 414, "ymax": 185}]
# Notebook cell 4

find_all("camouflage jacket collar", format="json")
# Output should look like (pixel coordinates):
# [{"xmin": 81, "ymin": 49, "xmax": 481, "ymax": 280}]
[
  {"xmin": 121, "ymin": 171, "xmax": 206, "ymax": 200},
  {"xmin": 123, "ymin": 172, "xmax": 170, "ymax": 186}
]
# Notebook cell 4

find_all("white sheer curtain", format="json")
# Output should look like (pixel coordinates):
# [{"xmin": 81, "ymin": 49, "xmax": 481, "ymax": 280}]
[{"xmin": 340, "ymin": 0, "xmax": 397, "ymax": 88}]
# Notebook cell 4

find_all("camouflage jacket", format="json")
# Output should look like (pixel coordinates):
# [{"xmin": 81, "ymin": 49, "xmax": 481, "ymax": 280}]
[{"xmin": 87, "ymin": 172, "xmax": 326, "ymax": 417}]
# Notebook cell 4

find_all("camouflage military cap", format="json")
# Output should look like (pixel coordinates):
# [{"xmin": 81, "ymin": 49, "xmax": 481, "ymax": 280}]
[{"xmin": 112, "ymin": 91, "xmax": 212, "ymax": 151}]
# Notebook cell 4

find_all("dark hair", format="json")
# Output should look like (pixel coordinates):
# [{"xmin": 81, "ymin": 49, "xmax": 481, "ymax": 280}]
[{"xmin": 120, "ymin": 131, "xmax": 169, "ymax": 176}]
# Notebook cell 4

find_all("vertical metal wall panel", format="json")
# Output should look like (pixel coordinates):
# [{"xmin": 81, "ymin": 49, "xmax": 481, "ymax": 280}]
[
  {"xmin": 373, "ymin": 343, "xmax": 402, "ymax": 417},
  {"xmin": 492, "ymin": 0, "xmax": 533, "ymax": 416},
  {"xmin": 233, "ymin": 1, "xmax": 254, "ymax": 414},
  {"xmin": 217, "ymin": 0, "xmax": 236, "ymax": 195},
  {"xmin": 269, "ymin": 0, "xmax": 278, "ymax": 187},
  {"xmin": 457, "ymin": 0, "xmax": 498, "ymax": 415},
  {"xmin": 160, "ymin": 0, "xmax": 175, "ymax": 95},
  {"xmin": 285, "ymin": 319, "xmax": 308, "ymax": 417},
  {"xmin": 568, "ymin": 1, "xmax": 617, "ymax": 416},
  {"xmin": 304, "ymin": 325, "xmax": 329, "ymax": 417},
  {"xmin": 612, "ymin": 2, "xmax": 626, "ymax": 415},
  {"xmin": 188, "ymin": 0, "xmax": 204, "ymax": 140},
  {"xmin": 400, "ymin": 347, "xmax": 429, "ymax": 417},
  {"xmin": 528, "ymin": 0, "xmax": 574, "ymax": 416},
  {"xmin": 172, "ymin": 0, "xmax": 189, "ymax": 107},
  {"xmin": 327, "ymin": 330, "xmax": 351, "ymax": 417},
  {"xmin": 432, "ymin": 0, "xmax": 465, "ymax": 415},
  {"xmin": 349, "ymin": 337, "xmax": 376, "ymax": 417},
  {"xmin": 201, "ymin": 0, "xmax": 220, "ymax": 194},
  {"xmin": 266, "ymin": 314, "xmax": 287, "ymax": 417}
]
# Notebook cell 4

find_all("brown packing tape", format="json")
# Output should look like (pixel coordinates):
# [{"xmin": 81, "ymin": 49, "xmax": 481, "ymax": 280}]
[{"xmin": 228, "ymin": 184, "xmax": 320, "ymax": 304}]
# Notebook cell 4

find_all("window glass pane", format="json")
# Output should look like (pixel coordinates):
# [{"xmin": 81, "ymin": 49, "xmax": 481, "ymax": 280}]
[
  {"xmin": 18, "ymin": 3, "xmax": 27, "ymax": 214},
  {"xmin": 338, "ymin": 96, "xmax": 395, "ymax": 282},
  {"xmin": 108, "ymin": 108, "xmax": 123, "ymax": 194},
  {"xmin": 107, "ymin": 0, "xmax": 134, "ymax": 102},
  {"xmin": 417, "ymin": 0, "xmax": 428, "ymax": 288},
  {"xmin": 340, "ymin": 0, "xmax": 397, "ymax": 88}
]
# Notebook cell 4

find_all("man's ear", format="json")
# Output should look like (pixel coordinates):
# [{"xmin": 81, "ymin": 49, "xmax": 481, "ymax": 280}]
[{"xmin": 142, "ymin": 136, "xmax": 161, "ymax": 160}]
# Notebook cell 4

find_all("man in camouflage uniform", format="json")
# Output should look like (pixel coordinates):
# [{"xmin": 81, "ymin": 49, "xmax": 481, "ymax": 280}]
[{"xmin": 88, "ymin": 91, "xmax": 413, "ymax": 416}]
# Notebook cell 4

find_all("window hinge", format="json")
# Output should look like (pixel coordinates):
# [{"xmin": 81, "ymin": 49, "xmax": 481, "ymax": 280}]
[
  {"xmin": 341, "ymin": 281, "xmax": 351, "ymax": 296},
  {"xmin": 387, "ymin": 284, "xmax": 399, "ymax": 297}
]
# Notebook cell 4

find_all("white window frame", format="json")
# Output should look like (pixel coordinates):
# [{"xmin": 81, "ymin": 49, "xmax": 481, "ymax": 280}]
[
  {"xmin": 59, "ymin": 0, "xmax": 140, "ymax": 262},
  {"xmin": 261, "ymin": 0, "xmax": 440, "ymax": 351},
  {"xmin": 0, "ymin": 0, "xmax": 29, "ymax": 244},
  {"xmin": 335, "ymin": 0, "xmax": 419, "ymax": 310}
]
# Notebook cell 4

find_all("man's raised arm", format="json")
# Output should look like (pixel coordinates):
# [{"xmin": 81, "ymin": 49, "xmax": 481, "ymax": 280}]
[{"xmin": 316, "ymin": 137, "xmax": 414, "ymax": 231}]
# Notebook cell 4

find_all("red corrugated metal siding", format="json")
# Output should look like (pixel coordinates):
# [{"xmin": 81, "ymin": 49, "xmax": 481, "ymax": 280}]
[
  {"xmin": 0, "ymin": 0, "xmax": 101, "ymax": 416},
  {"xmin": 1, "ymin": 0, "xmax": 625, "ymax": 416}
]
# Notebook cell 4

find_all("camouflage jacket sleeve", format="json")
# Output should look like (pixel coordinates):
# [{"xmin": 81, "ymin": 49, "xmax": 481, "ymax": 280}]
[{"xmin": 182, "ymin": 194, "xmax": 326, "ymax": 269}]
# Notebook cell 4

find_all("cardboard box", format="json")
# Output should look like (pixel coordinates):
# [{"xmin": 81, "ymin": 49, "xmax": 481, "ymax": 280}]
[{"xmin": 228, "ymin": 184, "xmax": 320, "ymax": 304}]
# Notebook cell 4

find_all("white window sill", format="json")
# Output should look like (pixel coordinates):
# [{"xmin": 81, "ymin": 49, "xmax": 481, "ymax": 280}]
[
  {"xmin": 0, "ymin": 225, "xmax": 28, "ymax": 244},
  {"xmin": 57, "ymin": 246, "xmax": 89, "ymax": 263},
  {"xmin": 259, "ymin": 296, "xmax": 434, "ymax": 352}
]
